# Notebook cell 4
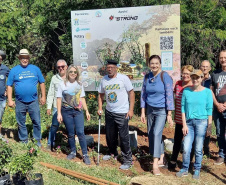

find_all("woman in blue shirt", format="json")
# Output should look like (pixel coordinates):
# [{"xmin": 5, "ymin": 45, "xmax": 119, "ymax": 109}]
[
  {"xmin": 176, "ymin": 69, "xmax": 213, "ymax": 179},
  {"xmin": 140, "ymin": 55, "xmax": 174, "ymax": 175}
]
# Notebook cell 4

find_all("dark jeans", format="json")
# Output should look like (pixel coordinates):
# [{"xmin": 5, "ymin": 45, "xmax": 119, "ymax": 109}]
[
  {"xmin": 15, "ymin": 99, "xmax": 41, "ymax": 141},
  {"xmin": 61, "ymin": 107, "xmax": 87, "ymax": 155},
  {"xmin": 213, "ymin": 108, "xmax": 226, "ymax": 158},
  {"xmin": 171, "ymin": 124, "xmax": 183, "ymax": 162},
  {"xmin": 105, "ymin": 109, "xmax": 132, "ymax": 165},
  {"xmin": 47, "ymin": 108, "xmax": 59, "ymax": 147}
]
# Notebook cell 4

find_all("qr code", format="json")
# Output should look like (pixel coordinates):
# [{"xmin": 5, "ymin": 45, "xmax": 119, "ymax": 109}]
[{"xmin": 160, "ymin": 36, "xmax": 174, "ymax": 50}]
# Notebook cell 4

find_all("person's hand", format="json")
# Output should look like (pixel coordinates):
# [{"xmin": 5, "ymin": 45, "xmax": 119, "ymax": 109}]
[
  {"xmin": 40, "ymin": 97, "xmax": 46, "ymax": 105},
  {"xmin": 217, "ymin": 103, "xmax": 226, "ymax": 113},
  {"xmin": 8, "ymin": 100, "xmax": 15, "ymax": 108},
  {"xmin": 141, "ymin": 112, "xmax": 146, "ymax": 123},
  {"xmin": 97, "ymin": 109, "xmax": 103, "ymax": 116},
  {"xmin": 86, "ymin": 111, "xmax": 90, "ymax": 121},
  {"xmin": 206, "ymin": 124, "xmax": 212, "ymax": 137},
  {"xmin": 47, "ymin": 109, "xmax": 51, "ymax": 116},
  {"xmin": 167, "ymin": 115, "xmax": 174, "ymax": 128},
  {"xmin": 182, "ymin": 125, "xmax": 188, "ymax": 136},
  {"xmin": 4, "ymin": 91, "xmax": 7, "ymax": 96},
  {"xmin": 57, "ymin": 113, "xmax": 63, "ymax": 124},
  {"xmin": 126, "ymin": 110, "xmax": 133, "ymax": 120}
]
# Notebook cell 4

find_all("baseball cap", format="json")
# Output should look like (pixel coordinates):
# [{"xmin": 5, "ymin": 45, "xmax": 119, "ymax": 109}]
[{"xmin": 190, "ymin": 69, "xmax": 204, "ymax": 77}]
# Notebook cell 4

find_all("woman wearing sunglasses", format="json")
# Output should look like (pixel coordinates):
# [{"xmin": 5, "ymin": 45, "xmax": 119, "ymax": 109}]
[
  {"xmin": 176, "ymin": 69, "xmax": 213, "ymax": 179},
  {"xmin": 56, "ymin": 64, "xmax": 91, "ymax": 165}
]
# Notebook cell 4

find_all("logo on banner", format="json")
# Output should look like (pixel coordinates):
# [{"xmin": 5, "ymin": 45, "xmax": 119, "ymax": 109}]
[
  {"xmin": 83, "ymin": 81, "xmax": 89, "ymax": 87},
  {"xmin": 74, "ymin": 13, "xmax": 89, "ymax": 16},
  {"xmin": 80, "ymin": 52, "xmax": 88, "ymax": 60},
  {"xmin": 85, "ymin": 33, "xmax": 91, "ymax": 40},
  {"xmin": 74, "ymin": 18, "xmax": 90, "ymax": 26},
  {"xmin": 109, "ymin": 15, "xmax": 114, "ymax": 21},
  {"xmin": 109, "ymin": 15, "xmax": 138, "ymax": 21},
  {"xmin": 118, "ymin": 10, "xmax": 128, "ymax": 13},
  {"xmin": 81, "ymin": 71, "xmax": 88, "ymax": 78},
  {"xmin": 76, "ymin": 27, "xmax": 90, "ymax": 32},
  {"xmin": 81, "ymin": 61, "xmax": 88, "ymax": 69},
  {"xmin": 80, "ymin": 42, "xmax": 87, "ymax": 49},
  {"xmin": 74, "ymin": 35, "xmax": 84, "ymax": 38},
  {"xmin": 95, "ymin": 11, "xmax": 102, "ymax": 17}
]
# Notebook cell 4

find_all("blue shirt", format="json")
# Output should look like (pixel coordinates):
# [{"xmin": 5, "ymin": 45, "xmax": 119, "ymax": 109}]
[
  {"xmin": 201, "ymin": 75, "xmax": 211, "ymax": 89},
  {"xmin": 7, "ymin": 64, "xmax": 45, "ymax": 102},
  {"xmin": 0, "ymin": 64, "xmax": 10, "ymax": 101},
  {"xmin": 140, "ymin": 71, "xmax": 174, "ymax": 110},
  {"xmin": 181, "ymin": 87, "xmax": 213, "ymax": 120}
]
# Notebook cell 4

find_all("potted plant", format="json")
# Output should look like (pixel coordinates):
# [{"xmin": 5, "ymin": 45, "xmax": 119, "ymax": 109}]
[
  {"xmin": 9, "ymin": 140, "xmax": 43, "ymax": 185},
  {"xmin": 0, "ymin": 138, "xmax": 12, "ymax": 184}
]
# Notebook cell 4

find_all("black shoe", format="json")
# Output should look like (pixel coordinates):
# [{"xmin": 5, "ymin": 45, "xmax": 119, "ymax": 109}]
[{"xmin": 168, "ymin": 161, "xmax": 176, "ymax": 170}]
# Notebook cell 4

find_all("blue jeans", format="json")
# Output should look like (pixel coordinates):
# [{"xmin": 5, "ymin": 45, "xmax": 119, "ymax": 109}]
[
  {"xmin": 15, "ymin": 99, "xmax": 41, "ymax": 141},
  {"xmin": 47, "ymin": 108, "xmax": 59, "ymax": 146},
  {"xmin": 213, "ymin": 108, "xmax": 226, "ymax": 159},
  {"xmin": 0, "ymin": 99, "xmax": 6, "ymax": 123},
  {"xmin": 147, "ymin": 105, "xmax": 166, "ymax": 158},
  {"xmin": 61, "ymin": 107, "xmax": 87, "ymax": 155},
  {"xmin": 182, "ymin": 119, "xmax": 208, "ymax": 171}
]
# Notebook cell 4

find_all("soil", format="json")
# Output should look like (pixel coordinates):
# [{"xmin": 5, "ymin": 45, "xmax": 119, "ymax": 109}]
[{"xmin": 4, "ymin": 121, "xmax": 225, "ymax": 185}]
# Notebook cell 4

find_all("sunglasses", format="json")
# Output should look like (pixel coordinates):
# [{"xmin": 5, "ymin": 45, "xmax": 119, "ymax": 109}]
[
  {"xmin": 69, "ymin": 71, "xmax": 77, "ymax": 74},
  {"xmin": 57, "ymin": 65, "xmax": 66, "ymax": 69}
]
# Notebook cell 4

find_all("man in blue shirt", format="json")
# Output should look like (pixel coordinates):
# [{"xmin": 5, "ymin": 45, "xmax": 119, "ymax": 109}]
[
  {"xmin": 0, "ymin": 50, "xmax": 10, "ymax": 128},
  {"xmin": 7, "ymin": 49, "xmax": 46, "ymax": 146}
]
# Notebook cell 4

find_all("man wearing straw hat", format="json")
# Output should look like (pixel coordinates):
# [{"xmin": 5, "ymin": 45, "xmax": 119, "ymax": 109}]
[
  {"xmin": 7, "ymin": 49, "xmax": 46, "ymax": 146},
  {"xmin": 0, "ymin": 50, "xmax": 10, "ymax": 130}
]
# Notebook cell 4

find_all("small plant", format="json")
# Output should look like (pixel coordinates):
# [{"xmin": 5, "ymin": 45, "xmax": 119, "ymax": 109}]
[
  {"xmin": 56, "ymin": 146, "xmax": 61, "ymax": 154},
  {"xmin": 9, "ymin": 140, "xmax": 39, "ymax": 181},
  {"xmin": 0, "ymin": 138, "xmax": 12, "ymax": 173}
]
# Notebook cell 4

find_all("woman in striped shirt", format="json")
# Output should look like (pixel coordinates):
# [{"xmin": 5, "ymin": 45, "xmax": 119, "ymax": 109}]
[{"xmin": 168, "ymin": 65, "xmax": 193, "ymax": 169}]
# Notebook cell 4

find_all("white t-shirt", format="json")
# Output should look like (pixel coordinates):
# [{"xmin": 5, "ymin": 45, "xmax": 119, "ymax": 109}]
[
  {"xmin": 57, "ymin": 81, "xmax": 85, "ymax": 110},
  {"xmin": 98, "ymin": 73, "xmax": 133, "ymax": 113}
]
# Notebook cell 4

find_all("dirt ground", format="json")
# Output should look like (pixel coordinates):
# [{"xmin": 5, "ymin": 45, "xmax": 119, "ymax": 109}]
[{"xmin": 42, "ymin": 121, "xmax": 226, "ymax": 185}]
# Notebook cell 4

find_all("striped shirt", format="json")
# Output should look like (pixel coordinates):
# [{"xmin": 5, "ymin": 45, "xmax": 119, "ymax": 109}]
[{"xmin": 174, "ymin": 80, "xmax": 191, "ymax": 125}]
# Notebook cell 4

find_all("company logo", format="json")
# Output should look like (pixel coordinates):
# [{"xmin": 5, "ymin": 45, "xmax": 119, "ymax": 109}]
[
  {"xmin": 80, "ymin": 52, "xmax": 88, "ymax": 60},
  {"xmin": 85, "ymin": 33, "xmax": 91, "ymax": 40},
  {"xmin": 109, "ymin": 15, "xmax": 114, "ymax": 21},
  {"xmin": 74, "ymin": 18, "xmax": 90, "ymax": 26},
  {"xmin": 81, "ymin": 61, "xmax": 88, "ymax": 69},
  {"xmin": 109, "ymin": 15, "xmax": 138, "ymax": 21},
  {"xmin": 81, "ymin": 71, "xmax": 88, "ymax": 78},
  {"xmin": 95, "ymin": 11, "xmax": 102, "ymax": 17},
  {"xmin": 74, "ymin": 13, "xmax": 89, "ymax": 16},
  {"xmin": 80, "ymin": 42, "xmax": 87, "ymax": 49},
  {"xmin": 76, "ymin": 27, "xmax": 90, "ymax": 32},
  {"xmin": 74, "ymin": 35, "xmax": 84, "ymax": 38}
]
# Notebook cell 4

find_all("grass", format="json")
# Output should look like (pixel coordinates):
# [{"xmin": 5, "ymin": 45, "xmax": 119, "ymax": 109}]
[{"xmin": 7, "ymin": 140, "xmax": 130, "ymax": 185}]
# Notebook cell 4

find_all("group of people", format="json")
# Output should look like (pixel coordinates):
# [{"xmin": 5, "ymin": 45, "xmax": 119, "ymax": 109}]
[{"xmin": 0, "ymin": 48, "xmax": 226, "ymax": 178}]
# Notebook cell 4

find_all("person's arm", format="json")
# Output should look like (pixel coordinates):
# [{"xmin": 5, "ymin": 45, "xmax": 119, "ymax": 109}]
[
  {"xmin": 46, "ymin": 78, "xmax": 55, "ymax": 115},
  {"xmin": 57, "ymin": 97, "xmax": 63, "ymax": 123},
  {"xmin": 181, "ymin": 90, "xmax": 188, "ymax": 135},
  {"xmin": 7, "ymin": 86, "xmax": 15, "ymax": 107},
  {"xmin": 140, "ymin": 76, "xmax": 147, "ymax": 123},
  {"xmin": 210, "ymin": 86, "xmax": 225, "ymax": 113},
  {"xmin": 126, "ymin": 89, "xmax": 135, "ymax": 119},
  {"xmin": 164, "ymin": 73, "xmax": 174, "ymax": 127},
  {"xmin": 81, "ymin": 97, "xmax": 90, "ymax": 121},
  {"xmin": 97, "ymin": 93, "xmax": 105, "ymax": 115},
  {"xmin": 39, "ymin": 83, "xmax": 46, "ymax": 105},
  {"xmin": 206, "ymin": 89, "xmax": 213, "ymax": 136}
]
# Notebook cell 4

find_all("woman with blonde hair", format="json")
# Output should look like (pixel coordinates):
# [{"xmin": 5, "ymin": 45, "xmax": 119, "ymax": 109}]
[
  {"xmin": 168, "ymin": 65, "xmax": 193, "ymax": 169},
  {"xmin": 57, "ymin": 64, "xmax": 91, "ymax": 164}
]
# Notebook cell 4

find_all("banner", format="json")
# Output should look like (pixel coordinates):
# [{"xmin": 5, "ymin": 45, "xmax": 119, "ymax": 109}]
[{"xmin": 71, "ymin": 4, "xmax": 180, "ymax": 91}]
